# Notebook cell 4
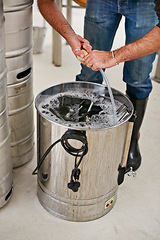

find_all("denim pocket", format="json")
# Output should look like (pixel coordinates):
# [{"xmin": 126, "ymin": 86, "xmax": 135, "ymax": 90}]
[{"xmin": 136, "ymin": 0, "xmax": 158, "ymax": 28}]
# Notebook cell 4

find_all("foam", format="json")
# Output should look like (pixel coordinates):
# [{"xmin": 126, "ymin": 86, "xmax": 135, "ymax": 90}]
[{"xmin": 38, "ymin": 89, "xmax": 125, "ymax": 129}]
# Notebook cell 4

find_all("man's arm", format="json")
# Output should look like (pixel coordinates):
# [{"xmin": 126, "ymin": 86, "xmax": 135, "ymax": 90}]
[
  {"xmin": 115, "ymin": 26, "xmax": 160, "ymax": 63},
  {"xmin": 37, "ymin": 0, "xmax": 91, "ymax": 57},
  {"xmin": 83, "ymin": 26, "xmax": 160, "ymax": 71}
]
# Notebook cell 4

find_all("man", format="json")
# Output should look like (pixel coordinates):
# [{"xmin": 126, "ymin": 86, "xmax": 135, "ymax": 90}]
[
  {"xmin": 75, "ymin": 0, "xmax": 160, "ymax": 173},
  {"xmin": 83, "ymin": 3, "xmax": 160, "ymax": 70},
  {"xmin": 37, "ymin": 0, "xmax": 160, "ymax": 172}
]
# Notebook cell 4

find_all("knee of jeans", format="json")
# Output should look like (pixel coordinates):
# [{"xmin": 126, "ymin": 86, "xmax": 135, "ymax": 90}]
[
  {"xmin": 123, "ymin": 53, "xmax": 156, "ymax": 84},
  {"xmin": 124, "ymin": 74, "xmax": 152, "ymax": 99},
  {"xmin": 76, "ymin": 73, "xmax": 103, "ymax": 84},
  {"xmin": 126, "ymin": 84, "xmax": 152, "ymax": 100},
  {"xmin": 76, "ymin": 66, "xmax": 103, "ymax": 84}
]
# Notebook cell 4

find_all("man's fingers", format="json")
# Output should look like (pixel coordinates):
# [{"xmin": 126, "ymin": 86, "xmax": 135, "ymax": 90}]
[
  {"xmin": 76, "ymin": 49, "xmax": 88, "ymax": 62},
  {"xmin": 83, "ymin": 44, "xmax": 92, "ymax": 53},
  {"xmin": 74, "ymin": 48, "xmax": 85, "ymax": 58}
]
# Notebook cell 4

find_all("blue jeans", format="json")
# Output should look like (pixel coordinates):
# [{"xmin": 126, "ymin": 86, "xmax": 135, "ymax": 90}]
[{"xmin": 76, "ymin": 0, "xmax": 158, "ymax": 99}]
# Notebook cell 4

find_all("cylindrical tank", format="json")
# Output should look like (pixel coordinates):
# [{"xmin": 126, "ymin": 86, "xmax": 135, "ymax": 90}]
[
  {"xmin": 35, "ymin": 82, "xmax": 134, "ymax": 221},
  {"xmin": 4, "ymin": 2, "xmax": 33, "ymax": 58},
  {"xmin": 3, "ymin": 0, "xmax": 34, "ymax": 168},
  {"xmin": 0, "ymin": 2, "xmax": 13, "ymax": 208},
  {"xmin": 7, "ymin": 75, "xmax": 34, "ymax": 167}
]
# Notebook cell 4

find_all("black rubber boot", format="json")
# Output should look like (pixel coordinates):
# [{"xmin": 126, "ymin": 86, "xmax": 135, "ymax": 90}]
[{"xmin": 126, "ymin": 96, "xmax": 148, "ymax": 171}]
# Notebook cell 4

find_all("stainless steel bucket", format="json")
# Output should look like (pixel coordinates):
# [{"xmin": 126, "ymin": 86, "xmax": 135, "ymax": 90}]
[
  {"xmin": 0, "ymin": 1, "xmax": 13, "ymax": 208},
  {"xmin": 35, "ymin": 82, "xmax": 134, "ymax": 221},
  {"xmin": 3, "ymin": 0, "xmax": 34, "ymax": 167}
]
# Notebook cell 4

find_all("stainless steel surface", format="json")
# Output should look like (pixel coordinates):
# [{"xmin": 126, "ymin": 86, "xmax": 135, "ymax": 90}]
[
  {"xmin": 0, "ymin": 107, "xmax": 8, "ymax": 128},
  {"xmin": 0, "ymin": 69, "xmax": 7, "ymax": 97},
  {"xmin": 35, "ymin": 82, "xmax": 133, "ymax": 221},
  {"xmin": 0, "ymin": 135, "xmax": 13, "ymax": 208},
  {"xmin": 7, "ymin": 74, "xmax": 33, "ymax": 112},
  {"xmin": 0, "ymin": 20, "xmax": 6, "ymax": 74},
  {"xmin": 4, "ymin": 0, "xmax": 34, "ymax": 168},
  {"xmin": 9, "ymin": 101, "xmax": 34, "ymax": 168},
  {"xmin": 0, "ymin": 117, "xmax": 10, "ymax": 143},
  {"xmin": 0, "ymin": 2, "xmax": 13, "ymax": 208},
  {"xmin": 0, "ymin": 70, "xmax": 8, "ymax": 115},
  {"xmin": 11, "ymin": 132, "xmax": 34, "ymax": 168},
  {"xmin": 0, "ymin": 49, "xmax": 6, "ymax": 75},
  {"xmin": 6, "ymin": 47, "xmax": 33, "ymax": 85},
  {"xmin": 9, "ymin": 100, "xmax": 34, "ymax": 144},
  {"xmin": 7, "ymin": 74, "xmax": 34, "ymax": 168},
  {"xmin": 3, "ymin": 0, "xmax": 33, "ymax": 11},
  {"xmin": 0, "ymin": 93, "xmax": 7, "ymax": 113},
  {"xmin": 4, "ymin": 5, "xmax": 33, "ymax": 57}
]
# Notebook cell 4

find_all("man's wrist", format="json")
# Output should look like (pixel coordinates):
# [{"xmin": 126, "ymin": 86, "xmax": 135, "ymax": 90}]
[{"xmin": 111, "ymin": 50, "xmax": 119, "ymax": 65}]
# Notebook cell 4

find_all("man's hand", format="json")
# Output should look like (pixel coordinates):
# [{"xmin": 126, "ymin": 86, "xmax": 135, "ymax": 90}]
[
  {"xmin": 82, "ymin": 50, "xmax": 117, "ymax": 71},
  {"xmin": 72, "ymin": 35, "xmax": 92, "ymax": 60}
]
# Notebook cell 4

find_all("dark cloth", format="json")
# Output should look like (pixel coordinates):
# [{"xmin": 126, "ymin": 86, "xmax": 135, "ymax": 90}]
[{"xmin": 154, "ymin": 0, "xmax": 160, "ymax": 27}]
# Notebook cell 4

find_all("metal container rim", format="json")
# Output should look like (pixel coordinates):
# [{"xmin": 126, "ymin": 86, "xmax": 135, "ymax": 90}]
[
  {"xmin": 3, "ymin": 1, "xmax": 33, "ymax": 13},
  {"xmin": 35, "ymin": 81, "xmax": 134, "ymax": 131}
]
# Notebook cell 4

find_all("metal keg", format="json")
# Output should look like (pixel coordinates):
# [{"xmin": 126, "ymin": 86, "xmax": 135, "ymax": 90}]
[
  {"xmin": 0, "ymin": 19, "xmax": 6, "ymax": 75},
  {"xmin": 3, "ymin": 0, "xmax": 34, "ymax": 167},
  {"xmin": 7, "ymin": 74, "xmax": 34, "ymax": 167},
  {"xmin": 3, "ymin": 0, "xmax": 32, "ymax": 10},
  {"xmin": 6, "ymin": 48, "xmax": 32, "ymax": 85},
  {"xmin": 0, "ymin": 2, "xmax": 13, "ymax": 208},
  {"xmin": 3, "ymin": 0, "xmax": 33, "ymax": 58},
  {"xmin": 0, "ymin": 72, "xmax": 13, "ymax": 208},
  {"xmin": 34, "ymin": 82, "xmax": 134, "ymax": 221}
]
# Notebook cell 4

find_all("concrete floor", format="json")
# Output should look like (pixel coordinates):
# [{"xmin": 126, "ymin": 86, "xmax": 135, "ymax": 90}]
[{"xmin": 1, "ymin": 3, "xmax": 160, "ymax": 240}]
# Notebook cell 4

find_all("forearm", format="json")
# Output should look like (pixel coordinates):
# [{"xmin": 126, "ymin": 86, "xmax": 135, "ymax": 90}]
[
  {"xmin": 37, "ymin": 0, "xmax": 79, "ymax": 50},
  {"xmin": 114, "ymin": 26, "xmax": 160, "ymax": 63}
]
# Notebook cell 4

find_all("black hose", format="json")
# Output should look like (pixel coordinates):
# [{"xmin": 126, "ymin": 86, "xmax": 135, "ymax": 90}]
[{"xmin": 32, "ymin": 129, "xmax": 88, "ymax": 176}]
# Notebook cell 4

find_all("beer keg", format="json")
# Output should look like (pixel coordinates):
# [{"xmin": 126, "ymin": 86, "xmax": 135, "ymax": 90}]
[
  {"xmin": 0, "ymin": 1, "xmax": 13, "ymax": 208},
  {"xmin": 3, "ymin": 0, "xmax": 34, "ymax": 167}
]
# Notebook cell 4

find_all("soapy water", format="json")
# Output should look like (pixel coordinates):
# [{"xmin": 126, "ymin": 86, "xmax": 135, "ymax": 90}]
[{"xmin": 38, "ymin": 89, "xmax": 129, "ymax": 129}]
